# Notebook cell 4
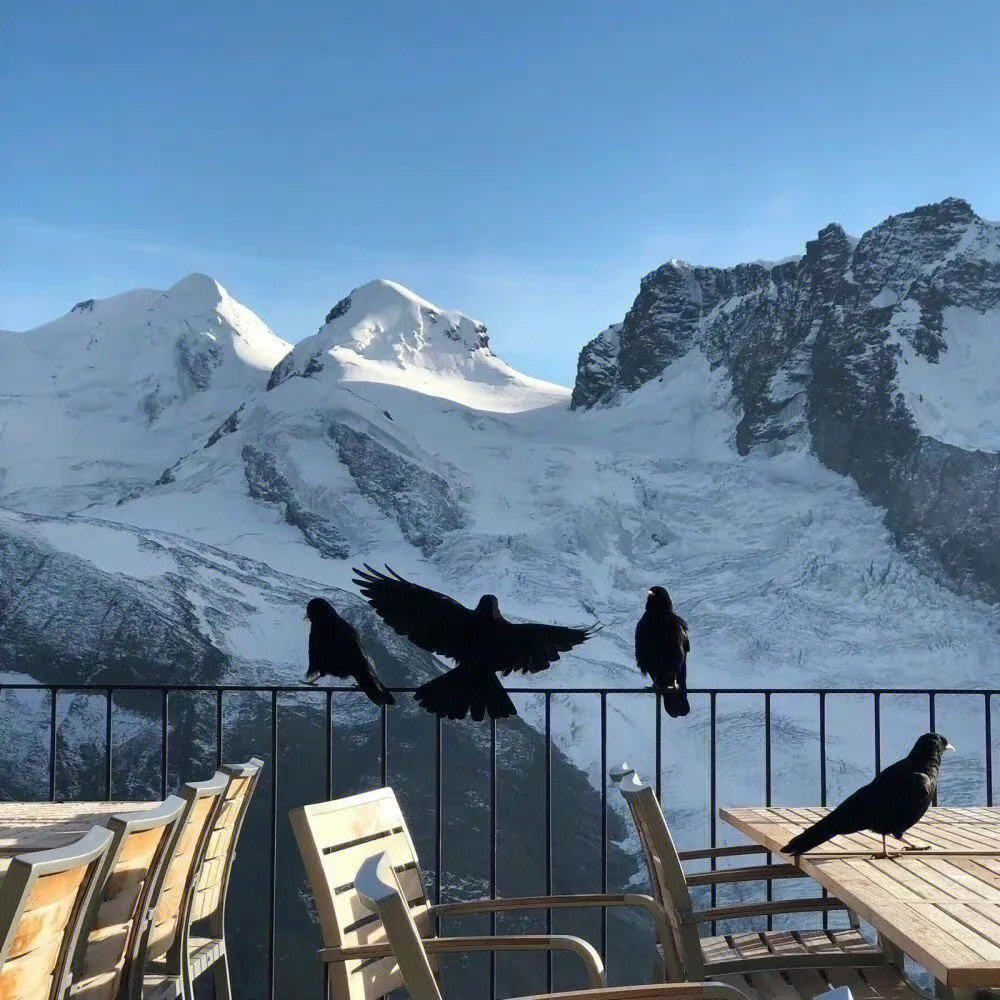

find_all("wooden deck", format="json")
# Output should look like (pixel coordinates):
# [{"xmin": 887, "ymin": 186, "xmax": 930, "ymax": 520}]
[{"xmin": 721, "ymin": 805, "xmax": 1000, "ymax": 991}]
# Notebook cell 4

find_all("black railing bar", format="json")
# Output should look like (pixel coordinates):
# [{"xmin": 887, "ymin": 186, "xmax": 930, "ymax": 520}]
[
  {"xmin": 874, "ymin": 693, "xmax": 881, "ymax": 774},
  {"xmin": 987, "ymin": 693, "xmax": 994, "ymax": 809},
  {"xmin": 709, "ymin": 691, "xmax": 717, "ymax": 936},
  {"xmin": 435, "ymin": 716, "xmax": 443, "ymax": 911},
  {"xmin": 5, "ymin": 683, "xmax": 1000, "ymax": 695},
  {"xmin": 105, "ymin": 688, "xmax": 113, "ymax": 800},
  {"xmin": 325, "ymin": 689, "xmax": 334, "ymax": 801},
  {"xmin": 269, "ymin": 689, "xmax": 278, "ymax": 1000},
  {"xmin": 654, "ymin": 695, "xmax": 662, "ymax": 802},
  {"xmin": 160, "ymin": 690, "xmax": 168, "ymax": 797},
  {"xmin": 600, "ymin": 691, "xmax": 607, "ymax": 963},
  {"xmin": 544, "ymin": 692, "xmax": 552, "ymax": 993},
  {"xmin": 215, "ymin": 690, "xmax": 224, "ymax": 770},
  {"xmin": 380, "ymin": 704, "xmax": 388, "ymax": 788},
  {"xmin": 764, "ymin": 692, "xmax": 772, "ymax": 932},
  {"xmin": 489, "ymin": 716, "xmax": 497, "ymax": 1000},
  {"xmin": 819, "ymin": 692, "xmax": 828, "ymax": 931},
  {"xmin": 49, "ymin": 687, "xmax": 57, "ymax": 801},
  {"xmin": 929, "ymin": 693, "xmax": 937, "ymax": 806}
]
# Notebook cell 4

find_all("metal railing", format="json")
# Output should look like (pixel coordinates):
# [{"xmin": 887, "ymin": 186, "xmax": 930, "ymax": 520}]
[{"xmin": 0, "ymin": 682, "xmax": 996, "ymax": 1000}]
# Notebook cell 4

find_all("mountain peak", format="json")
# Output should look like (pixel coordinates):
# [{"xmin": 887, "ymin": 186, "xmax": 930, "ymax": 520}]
[
  {"xmin": 166, "ymin": 272, "xmax": 225, "ymax": 305},
  {"xmin": 267, "ymin": 278, "xmax": 567, "ymax": 412}
]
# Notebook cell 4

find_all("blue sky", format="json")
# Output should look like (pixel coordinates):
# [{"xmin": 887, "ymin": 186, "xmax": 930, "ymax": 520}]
[{"xmin": 3, "ymin": 1, "xmax": 998, "ymax": 384}]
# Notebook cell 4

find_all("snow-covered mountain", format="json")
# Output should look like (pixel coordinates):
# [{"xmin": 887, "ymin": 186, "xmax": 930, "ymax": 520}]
[
  {"xmin": 573, "ymin": 197, "xmax": 1000, "ymax": 602},
  {"xmin": 3, "ymin": 202, "xmax": 1000, "ymax": 998},
  {"xmin": 0, "ymin": 273, "xmax": 290, "ymax": 513}
]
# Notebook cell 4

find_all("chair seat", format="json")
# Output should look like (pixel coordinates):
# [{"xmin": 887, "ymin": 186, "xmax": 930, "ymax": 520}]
[
  {"xmin": 187, "ymin": 935, "xmax": 225, "ymax": 978},
  {"xmin": 140, "ymin": 973, "xmax": 181, "ymax": 1000},
  {"xmin": 705, "ymin": 930, "xmax": 924, "ymax": 1000},
  {"xmin": 702, "ymin": 929, "xmax": 879, "ymax": 968}
]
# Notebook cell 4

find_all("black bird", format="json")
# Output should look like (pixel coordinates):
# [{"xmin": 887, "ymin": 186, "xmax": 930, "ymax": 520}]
[
  {"xmin": 635, "ymin": 586, "xmax": 690, "ymax": 718},
  {"xmin": 352, "ymin": 564, "xmax": 598, "ymax": 721},
  {"xmin": 303, "ymin": 598, "xmax": 395, "ymax": 706},
  {"xmin": 781, "ymin": 732, "xmax": 955, "ymax": 859}
]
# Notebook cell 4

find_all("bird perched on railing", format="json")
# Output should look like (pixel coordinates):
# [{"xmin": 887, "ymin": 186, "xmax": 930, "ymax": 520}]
[
  {"xmin": 303, "ymin": 597, "xmax": 395, "ymax": 705},
  {"xmin": 635, "ymin": 586, "xmax": 690, "ymax": 718},
  {"xmin": 781, "ymin": 732, "xmax": 955, "ymax": 859},
  {"xmin": 352, "ymin": 564, "xmax": 599, "ymax": 721}
]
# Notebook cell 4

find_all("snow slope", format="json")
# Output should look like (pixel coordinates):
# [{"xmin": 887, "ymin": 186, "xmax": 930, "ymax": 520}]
[{"xmin": 0, "ymin": 274, "xmax": 290, "ymax": 513}]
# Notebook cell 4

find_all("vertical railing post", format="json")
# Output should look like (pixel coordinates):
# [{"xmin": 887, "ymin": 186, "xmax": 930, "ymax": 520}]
[
  {"xmin": 435, "ymin": 716, "xmax": 443, "ymax": 909},
  {"xmin": 105, "ymin": 688, "xmax": 113, "ymax": 799},
  {"xmin": 709, "ymin": 691, "xmax": 717, "ymax": 935},
  {"xmin": 544, "ymin": 692, "xmax": 552, "ymax": 992},
  {"xmin": 160, "ymin": 689, "xmax": 168, "ymax": 797},
  {"xmin": 489, "ymin": 716, "xmax": 497, "ymax": 1000},
  {"xmin": 49, "ymin": 686, "xmax": 58, "ymax": 801},
  {"xmin": 600, "ymin": 692, "xmax": 608, "ymax": 963},
  {"xmin": 325, "ymin": 689, "xmax": 334, "ymax": 800},
  {"xmin": 654, "ymin": 691, "xmax": 662, "ymax": 802},
  {"xmin": 380, "ymin": 703, "xmax": 389, "ymax": 788},
  {"xmin": 986, "ymin": 693, "xmax": 994, "ymax": 808},
  {"xmin": 764, "ymin": 692, "xmax": 772, "ymax": 930},
  {"xmin": 269, "ymin": 689, "xmax": 278, "ymax": 1000},
  {"xmin": 819, "ymin": 691, "xmax": 828, "ymax": 930},
  {"xmin": 928, "ymin": 692, "xmax": 937, "ymax": 805},
  {"xmin": 216, "ymin": 689, "xmax": 224, "ymax": 769},
  {"xmin": 874, "ymin": 692, "xmax": 881, "ymax": 774}
]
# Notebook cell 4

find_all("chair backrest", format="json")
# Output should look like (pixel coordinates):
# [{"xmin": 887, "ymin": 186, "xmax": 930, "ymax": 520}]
[
  {"xmin": 70, "ymin": 796, "xmax": 185, "ymax": 1000},
  {"xmin": 289, "ymin": 787, "xmax": 434, "ymax": 1000},
  {"xmin": 0, "ymin": 826, "xmax": 114, "ymax": 1000},
  {"xmin": 612, "ymin": 765, "xmax": 705, "ymax": 980},
  {"xmin": 187, "ymin": 757, "xmax": 264, "ymax": 934},
  {"xmin": 354, "ymin": 852, "xmax": 442, "ymax": 1000},
  {"xmin": 138, "ymin": 773, "xmax": 228, "ymax": 971}
]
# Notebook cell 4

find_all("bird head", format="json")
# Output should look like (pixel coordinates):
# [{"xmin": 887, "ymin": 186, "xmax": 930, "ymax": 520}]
[
  {"xmin": 305, "ymin": 598, "xmax": 333, "ymax": 623},
  {"xmin": 646, "ymin": 586, "xmax": 672, "ymax": 611},
  {"xmin": 910, "ymin": 732, "xmax": 956, "ymax": 768},
  {"xmin": 476, "ymin": 594, "xmax": 501, "ymax": 619}
]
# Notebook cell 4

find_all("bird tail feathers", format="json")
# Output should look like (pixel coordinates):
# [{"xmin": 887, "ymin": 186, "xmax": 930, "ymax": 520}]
[
  {"xmin": 416, "ymin": 667, "xmax": 515, "ymax": 721},
  {"xmin": 782, "ymin": 813, "xmax": 839, "ymax": 856},
  {"xmin": 357, "ymin": 666, "xmax": 395, "ymax": 706}
]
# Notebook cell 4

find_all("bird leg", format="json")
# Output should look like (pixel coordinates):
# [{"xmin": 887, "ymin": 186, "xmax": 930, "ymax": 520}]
[
  {"xmin": 872, "ymin": 834, "xmax": 902, "ymax": 860},
  {"xmin": 895, "ymin": 834, "xmax": 930, "ymax": 852}
]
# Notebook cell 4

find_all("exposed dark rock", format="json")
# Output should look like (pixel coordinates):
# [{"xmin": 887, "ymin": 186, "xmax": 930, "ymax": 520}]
[
  {"xmin": 571, "ymin": 198, "xmax": 1000, "ymax": 599},
  {"xmin": 71, "ymin": 299, "xmax": 95, "ymax": 313},
  {"xmin": 240, "ymin": 445, "xmax": 349, "ymax": 558},
  {"xmin": 266, "ymin": 350, "xmax": 296, "ymax": 390},
  {"xmin": 205, "ymin": 404, "xmax": 244, "ymax": 448},
  {"xmin": 323, "ymin": 294, "xmax": 352, "ymax": 327},
  {"xmin": 328, "ymin": 421, "xmax": 465, "ymax": 554},
  {"xmin": 176, "ymin": 332, "xmax": 223, "ymax": 390}
]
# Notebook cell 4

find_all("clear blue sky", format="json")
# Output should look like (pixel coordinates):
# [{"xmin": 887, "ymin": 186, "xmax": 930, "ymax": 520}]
[{"xmin": 3, "ymin": 1, "xmax": 998, "ymax": 384}]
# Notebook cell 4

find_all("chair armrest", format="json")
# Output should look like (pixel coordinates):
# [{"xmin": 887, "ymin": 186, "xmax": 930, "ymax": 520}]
[
  {"xmin": 685, "ymin": 896, "xmax": 846, "ymax": 924},
  {"xmin": 685, "ymin": 863, "xmax": 803, "ymax": 886},
  {"xmin": 677, "ymin": 845, "xmax": 765, "ymax": 861},
  {"xmin": 509, "ymin": 983, "xmax": 750, "ymax": 1000},
  {"xmin": 320, "ymin": 934, "xmax": 606, "ymax": 989},
  {"xmin": 431, "ymin": 893, "xmax": 671, "ymax": 956}
]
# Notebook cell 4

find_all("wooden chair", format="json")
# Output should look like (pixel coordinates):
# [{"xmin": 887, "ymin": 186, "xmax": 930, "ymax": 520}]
[
  {"xmin": 131, "ymin": 773, "xmax": 229, "ymax": 1000},
  {"xmin": 181, "ymin": 756, "xmax": 263, "ymax": 1000},
  {"xmin": 289, "ymin": 787, "xmax": 673, "ymax": 1000},
  {"xmin": 0, "ymin": 825, "xmax": 114, "ymax": 1000},
  {"xmin": 70, "ymin": 796, "xmax": 186, "ymax": 1000},
  {"xmin": 353, "ymin": 850, "xmax": 751, "ymax": 1000},
  {"xmin": 611, "ymin": 766, "xmax": 928, "ymax": 1000}
]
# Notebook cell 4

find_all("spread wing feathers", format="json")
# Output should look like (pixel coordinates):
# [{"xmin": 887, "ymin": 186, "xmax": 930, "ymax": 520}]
[
  {"xmin": 352, "ymin": 564, "xmax": 473, "ymax": 660},
  {"xmin": 497, "ymin": 622, "xmax": 596, "ymax": 676}
]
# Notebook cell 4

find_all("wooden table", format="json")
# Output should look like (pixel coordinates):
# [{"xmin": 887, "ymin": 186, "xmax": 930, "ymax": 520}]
[
  {"xmin": 0, "ymin": 800, "xmax": 158, "ymax": 875},
  {"xmin": 721, "ymin": 805, "xmax": 1000, "ymax": 994}
]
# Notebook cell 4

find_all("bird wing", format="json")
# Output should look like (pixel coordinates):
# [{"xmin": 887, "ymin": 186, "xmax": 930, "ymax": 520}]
[
  {"xmin": 678, "ymin": 617, "xmax": 690, "ymax": 654},
  {"xmin": 352, "ymin": 564, "xmax": 474, "ymax": 661},
  {"xmin": 497, "ymin": 622, "xmax": 596, "ymax": 675}
]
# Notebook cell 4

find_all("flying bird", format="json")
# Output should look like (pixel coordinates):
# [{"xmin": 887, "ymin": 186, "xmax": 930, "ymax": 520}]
[
  {"xmin": 781, "ymin": 732, "xmax": 955, "ymax": 859},
  {"xmin": 635, "ymin": 586, "xmax": 690, "ymax": 718},
  {"xmin": 303, "ymin": 597, "xmax": 395, "ymax": 706},
  {"xmin": 352, "ymin": 564, "xmax": 598, "ymax": 721}
]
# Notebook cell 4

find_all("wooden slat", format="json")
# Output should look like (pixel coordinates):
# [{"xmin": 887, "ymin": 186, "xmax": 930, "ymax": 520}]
[
  {"xmin": 321, "ymin": 832, "xmax": 417, "ymax": 890},
  {"xmin": 720, "ymin": 805, "xmax": 1000, "ymax": 989}
]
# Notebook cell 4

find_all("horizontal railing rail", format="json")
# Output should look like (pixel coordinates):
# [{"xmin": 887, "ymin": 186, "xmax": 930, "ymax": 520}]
[{"xmin": 0, "ymin": 681, "xmax": 996, "ymax": 1000}]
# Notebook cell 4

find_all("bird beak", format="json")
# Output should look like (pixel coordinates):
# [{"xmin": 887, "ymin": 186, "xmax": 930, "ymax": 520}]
[{"xmin": 945, "ymin": 742, "xmax": 956, "ymax": 752}]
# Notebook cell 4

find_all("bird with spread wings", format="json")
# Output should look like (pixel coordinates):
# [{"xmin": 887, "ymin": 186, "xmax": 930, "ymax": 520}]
[{"xmin": 352, "ymin": 565, "xmax": 599, "ymax": 721}]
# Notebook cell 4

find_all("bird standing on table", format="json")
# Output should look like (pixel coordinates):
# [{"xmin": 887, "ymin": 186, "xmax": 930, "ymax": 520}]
[
  {"xmin": 635, "ymin": 586, "xmax": 690, "ymax": 718},
  {"xmin": 781, "ymin": 732, "xmax": 955, "ymax": 859},
  {"xmin": 352, "ymin": 564, "xmax": 598, "ymax": 721},
  {"xmin": 303, "ymin": 597, "xmax": 395, "ymax": 706}
]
